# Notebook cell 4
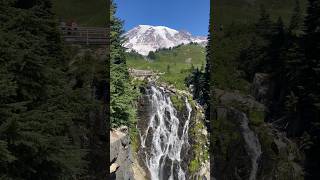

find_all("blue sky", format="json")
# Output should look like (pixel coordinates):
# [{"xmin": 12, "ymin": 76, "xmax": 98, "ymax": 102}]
[{"xmin": 114, "ymin": 0, "xmax": 210, "ymax": 36}]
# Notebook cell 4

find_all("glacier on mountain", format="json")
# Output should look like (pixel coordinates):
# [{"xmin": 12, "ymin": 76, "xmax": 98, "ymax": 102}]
[{"xmin": 123, "ymin": 25, "xmax": 207, "ymax": 56}]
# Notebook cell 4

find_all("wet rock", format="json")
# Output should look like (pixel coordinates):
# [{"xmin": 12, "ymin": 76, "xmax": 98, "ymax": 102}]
[
  {"xmin": 160, "ymin": 156, "xmax": 172, "ymax": 180},
  {"xmin": 136, "ymin": 83, "xmax": 195, "ymax": 179},
  {"xmin": 213, "ymin": 107, "xmax": 252, "ymax": 180},
  {"xmin": 145, "ymin": 128, "xmax": 154, "ymax": 150}
]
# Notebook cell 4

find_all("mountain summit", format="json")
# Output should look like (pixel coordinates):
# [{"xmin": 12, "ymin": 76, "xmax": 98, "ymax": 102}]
[{"xmin": 123, "ymin": 25, "xmax": 207, "ymax": 56}]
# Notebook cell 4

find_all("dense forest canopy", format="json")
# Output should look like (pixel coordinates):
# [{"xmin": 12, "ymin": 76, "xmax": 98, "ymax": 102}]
[
  {"xmin": 0, "ymin": 0, "xmax": 107, "ymax": 179},
  {"xmin": 211, "ymin": 0, "xmax": 320, "ymax": 178}
]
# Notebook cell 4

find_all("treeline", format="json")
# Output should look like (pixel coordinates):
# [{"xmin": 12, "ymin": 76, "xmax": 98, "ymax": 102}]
[
  {"xmin": 0, "ymin": 0, "xmax": 107, "ymax": 179},
  {"xmin": 110, "ymin": 1, "xmax": 138, "ymax": 128},
  {"xmin": 235, "ymin": 0, "xmax": 320, "ymax": 178},
  {"xmin": 145, "ymin": 42, "xmax": 203, "ymax": 60},
  {"xmin": 185, "ymin": 0, "xmax": 213, "ymax": 131}
]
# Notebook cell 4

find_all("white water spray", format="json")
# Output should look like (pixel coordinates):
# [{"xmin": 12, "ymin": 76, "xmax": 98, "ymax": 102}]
[
  {"xmin": 240, "ymin": 112, "xmax": 262, "ymax": 180},
  {"xmin": 140, "ymin": 85, "xmax": 192, "ymax": 180}
]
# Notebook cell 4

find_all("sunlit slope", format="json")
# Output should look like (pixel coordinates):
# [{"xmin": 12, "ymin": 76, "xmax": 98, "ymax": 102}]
[{"xmin": 127, "ymin": 44, "xmax": 206, "ymax": 89}]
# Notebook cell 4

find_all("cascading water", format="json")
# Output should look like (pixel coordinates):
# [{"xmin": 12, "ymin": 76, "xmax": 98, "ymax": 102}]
[
  {"xmin": 140, "ymin": 85, "xmax": 192, "ymax": 180},
  {"xmin": 239, "ymin": 112, "xmax": 262, "ymax": 180}
]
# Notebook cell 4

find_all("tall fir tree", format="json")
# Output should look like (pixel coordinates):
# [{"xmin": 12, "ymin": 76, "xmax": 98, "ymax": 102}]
[
  {"xmin": 205, "ymin": 0, "xmax": 214, "ymax": 128},
  {"xmin": 302, "ymin": 0, "xmax": 320, "ymax": 178},
  {"xmin": 0, "ymin": 0, "xmax": 95, "ymax": 179},
  {"xmin": 110, "ymin": 1, "xmax": 137, "ymax": 128}
]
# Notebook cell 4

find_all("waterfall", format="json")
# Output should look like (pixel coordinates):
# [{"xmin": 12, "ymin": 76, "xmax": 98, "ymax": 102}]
[
  {"xmin": 240, "ymin": 113, "xmax": 262, "ymax": 180},
  {"xmin": 140, "ymin": 85, "xmax": 192, "ymax": 180}
]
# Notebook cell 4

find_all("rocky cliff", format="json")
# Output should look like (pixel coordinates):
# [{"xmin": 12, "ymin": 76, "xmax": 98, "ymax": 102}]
[
  {"xmin": 213, "ymin": 88, "xmax": 304, "ymax": 180},
  {"xmin": 135, "ymin": 82, "xmax": 209, "ymax": 179},
  {"xmin": 110, "ymin": 128, "xmax": 134, "ymax": 180}
]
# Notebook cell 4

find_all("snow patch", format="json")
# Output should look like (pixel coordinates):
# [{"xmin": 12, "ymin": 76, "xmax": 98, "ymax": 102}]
[{"xmin": 123, "ymin": 25, "xmax": 207, "ymax": 56}]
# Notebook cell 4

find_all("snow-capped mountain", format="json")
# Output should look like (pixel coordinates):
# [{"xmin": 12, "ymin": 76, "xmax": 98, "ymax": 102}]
[{"xmin": 123, "ymin": 25, "xmax": 207, "ymax": 56}]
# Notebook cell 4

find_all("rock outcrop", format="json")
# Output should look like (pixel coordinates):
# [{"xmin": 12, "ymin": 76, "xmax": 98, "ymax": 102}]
[
  {"xmin": 136, "ymin": 82, "xmax": 209, "ymax": 179},
  {"xmin": 251, "ymin": 73, "xmax": 274, "ymax": 105},
  {"xmin": 110, "ymin": 128, "xmax": 133, "ymax": 180},
  {"xmin": 213, "ymin": 89, "xmax": 304, "ymax": 180}
]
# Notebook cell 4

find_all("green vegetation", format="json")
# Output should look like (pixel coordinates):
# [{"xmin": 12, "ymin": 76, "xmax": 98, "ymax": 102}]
[
  {"xmin": 212, "ymin": 117, "xmax": 242, "ymax": 159},
  {"xmin": 249, "ymin": 110, "xmax": 265, "ymax": 126},
  {"xmin": 212, "ymin": 0, "xmax": 320, "ymax": 178},
  {"xmin": 189, "ymin": 160, "xmax": 200, "ymax": 174},
  {"xmin": 234, "ymin": 1, "xmax": 320, "ymax": 177},
  {"xmin": 213, "ymin": 1, "xmax": 307, "ymax": 93},
  {"xmin": 188, "ymin": 105, "xmax": 209, "ymax": 174},
  {"xmin": 212, "ymin": 25, "xmax": 252, "ymax": 92},
  {"xmin": 170, "ymin": 95, "xmax": 185, "ymax": 112},
  {"xmin": 126, "ymin": 44, "xmax": 206, "ymax": 90},
  {"xmin": 129, "ymin": 122, "xmax": 140, "ymax": 153},
  {"xmin": 255, "ymin": 125, "xmax": 304, "ymax": 180},
  {"xmin": 0, "ymin": 0, "xmax": 107, "ymax": 178},
  {"xmin": 215, "ymin": 0, "xmax": 307, "ymax": 26},
  {"xmin": 110, "ymin": 2, "xmax": 138, "ymax": 128},
  {"xmin": 52, "ymin": 0, "xmax": 105, "ymax": 26}
]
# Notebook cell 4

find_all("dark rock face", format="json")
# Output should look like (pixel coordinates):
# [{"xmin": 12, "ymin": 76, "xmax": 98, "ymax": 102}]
[
  {"xmin": 110, "ymin": 130, "xmax": 133, "ymax": 180},
  {"xmin": 213, "ymin": 89, "xmax": 304, "ymax": 180},
  {"xmin": 136, "ymin": 89, "xmax": 153, "ymax": 179},
  {"xmin": 251, "ymin": 73, "xmax": 274, "ymax": 106},
  {"xmin": 213, "ymin": 107, "xmax": 252, "ymax": 180}
]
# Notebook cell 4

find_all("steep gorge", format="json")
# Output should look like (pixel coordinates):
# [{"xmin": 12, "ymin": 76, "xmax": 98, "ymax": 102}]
[
  {"xmin": 212, "ymin": 74, "xmax": 305, "ymax": 180},
  {"xmin": 134, "ymin": 81, "xmax": 209, "ymax": 180}
]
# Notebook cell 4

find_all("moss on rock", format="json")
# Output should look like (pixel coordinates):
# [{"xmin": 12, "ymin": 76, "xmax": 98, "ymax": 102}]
[
  {"xmin": 249, "ymin": 110, "xmax": 265, "ymax": 126},
  {"xmin": 130, "ymin": 124, "xmax": 140, "ymax": 154},
  {"xmin": 188, "ymin": 101, "xmax": 209, "ymax": 175},
  {"xmin": 255, "ymin": 124, "xmax": 304, "ymax": 180},
  {"xmin": 170, "ymin": 94, "xmax": 185, "ymax": 112}
]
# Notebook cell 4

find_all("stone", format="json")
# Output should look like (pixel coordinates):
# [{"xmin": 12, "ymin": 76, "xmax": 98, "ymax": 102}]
[
  {"xmin": 118, "ymin": 125, "xmax": 128, "ymax": 133},
  {"xmin": 215, "ymin": 88, "xmax": 265, "ymax": 112},
  {"xmin": 216, "ymin": 107, "xmax": 228, "ymax": 119},
  {"xmin": 110, "ymin": 163, "xmax": 120, "ymax": 173},
  {"xmin": 110, "ymin": 130, "xmax": 133, "ymax": 180},
  {"xmin": 251, "ymin": 73, "xmax": 274, "ymax": 105}
]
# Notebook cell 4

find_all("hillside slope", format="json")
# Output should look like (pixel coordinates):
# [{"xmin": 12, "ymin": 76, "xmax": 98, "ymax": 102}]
[{"xmin": 127, "ymin": 44, "xmax": 206, "ymax": 89}]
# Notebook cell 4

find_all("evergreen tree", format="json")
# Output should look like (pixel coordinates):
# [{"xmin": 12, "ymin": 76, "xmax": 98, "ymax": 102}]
[
  {"xmin": 0, "ymin": 0, "xmax": 95, "ymax": 179},
  {"xmin": 289, "ymin": 0, "xmax": 304, "ymax": 37},
  {"xmin": 255, "ymin": 5, "xmax": 273, "ymax": 39},
  {"xmin": 166, "ymin": 64, "xmax": 170, "ymax": 73},
  {"xmin": 302, "ymin": 0, "xmax": 320, "ymax": 178},
  {"xmin": 204, "ymin": 0, "xmax": 214, "ymax": 129},
  {"xmin": 110, "ymin": 1, "xmax": 137, "ymax": 128},
  {"xmin": 147, "ymin": 51, "xmax": 156, "ymax": 60}
]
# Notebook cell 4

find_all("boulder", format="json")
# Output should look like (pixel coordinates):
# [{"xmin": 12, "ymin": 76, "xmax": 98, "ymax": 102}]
[
  {"xmin": 215, "ymin": 89, "xmax": 265, "ymax": 112},
  {"xmin": 110, "ymin": 129, "xmax": 133, "ymax": 180},
  {"xmin": 110, "ymin": 163, "xmax": 120, "ymax": 173}
]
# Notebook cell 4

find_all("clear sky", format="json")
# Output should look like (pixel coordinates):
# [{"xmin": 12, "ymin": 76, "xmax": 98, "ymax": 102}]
[{"xmin": 114, "ymin": 0, "xmax": 210, "ymax": 36}]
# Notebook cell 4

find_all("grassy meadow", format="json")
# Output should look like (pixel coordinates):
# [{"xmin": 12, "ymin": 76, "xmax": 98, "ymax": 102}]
[{"xmin": 126, "ymin": 44, "xmax": 206, "ymax": 90}]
